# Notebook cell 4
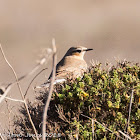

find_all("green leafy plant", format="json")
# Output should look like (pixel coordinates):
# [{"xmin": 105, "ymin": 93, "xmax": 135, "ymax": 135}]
[{"xmin": 14, "ymin": 61, "xmax": 140, "ymax": 139}]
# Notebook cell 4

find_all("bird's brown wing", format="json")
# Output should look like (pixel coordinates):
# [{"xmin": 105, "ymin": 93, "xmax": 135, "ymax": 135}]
[
  {"xmin": 56, "ymin": 57, "xmax": 87, "ymax": 78},
  {"xmin": 49, "ymin": 56, "xmax": 87, "ymax": 79}
]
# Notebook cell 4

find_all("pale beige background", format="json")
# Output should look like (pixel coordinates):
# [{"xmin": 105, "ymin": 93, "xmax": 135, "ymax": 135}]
[{"xmin": 0, "ymin": 0, "xmax": 140, "ymax": 134}]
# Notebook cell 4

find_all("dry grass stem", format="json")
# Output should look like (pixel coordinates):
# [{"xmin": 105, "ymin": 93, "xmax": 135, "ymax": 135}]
[
  {"xmin": 55, "ymin": 104, "xmax": 70, "ymax": 123},
  {"xmin": 0, "ymin": 135, "xmax": 4, "ymax": 140},
  {"xmin": 0, "ymin": 48, "xmax": 49, "ymax": 102},
  {"xmin": 0, "ymin": 44, "xmax": 39, "ymax": 140},
  {"xmin": 24, "ymin": 68, "xmax": 48, "ymax": 98},
  {"xmin": 118, "ymin": 130, "xmax": 134, "ymax": 140},
  {"xmin": 0, "ymin": 95, "xmax": 24, "ymax": 103},
  {"xmin": 81, "ymin": 114, "xmax": 125, "ymax": 140},
  {"xmin": 92, "ymin": 119, "xmax": 94, "ymax": 140},
  {"xmin": 0, "ymin": 85, "xmax": 12, "ymax": 103},
  {"xmin": 42, "ymin": 38, "xmax": 57, "ymax": 140},
  {"xmin": 126, "ymin": 89, "xmax": 134, "ymax": 140}
]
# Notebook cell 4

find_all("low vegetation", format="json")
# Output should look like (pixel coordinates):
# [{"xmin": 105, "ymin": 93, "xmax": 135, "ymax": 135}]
[{"xmin": 14, "ymin": 61, "xmax": 140, "ymax": 139}]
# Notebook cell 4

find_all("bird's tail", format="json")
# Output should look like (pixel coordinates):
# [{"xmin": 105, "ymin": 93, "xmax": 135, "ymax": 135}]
[{"xmin": 35, "ymin": 78, "xmax": 66, "ymax": 89}]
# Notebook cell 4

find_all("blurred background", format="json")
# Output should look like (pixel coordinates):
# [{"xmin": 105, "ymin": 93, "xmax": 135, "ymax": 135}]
[{"xmin": 0, "ymin": 0, "xmax": 140, "ymax": 133}]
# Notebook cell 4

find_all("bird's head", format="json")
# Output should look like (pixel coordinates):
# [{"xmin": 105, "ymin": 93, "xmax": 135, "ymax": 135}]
[{"xmin": 65, "ymin": 46, "xmax": 93, "ymax": 60}]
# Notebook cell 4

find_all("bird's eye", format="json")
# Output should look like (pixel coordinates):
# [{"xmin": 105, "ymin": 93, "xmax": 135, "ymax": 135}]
[{"xmin": 77, "ymin": 50, "xmax": 82, "ymax": 53}]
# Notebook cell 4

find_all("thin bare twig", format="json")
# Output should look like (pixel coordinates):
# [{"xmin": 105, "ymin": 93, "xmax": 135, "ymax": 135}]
[
  {"xmin": 118, "ymin": 130, "xmax": 133, "ymax": 140},
  {"xmin": 127, "ymin": 89, "xmax": 134, "ymax": 126},
  {"xmin": 55, "ymin": 104, "xmax": 70, "ymax": 123},
  {"xmin": 0, "ymin": 50, "xmax": 49, "ymax": 102},
  {"xmin": 91, "ymin": 119, "xmax": 94, "ymax": 140},
  {"xmin": 0, "ymin": 44, "xmax": 39, "ymax": 140},
  {"xmin": 42, "ymin": 38, "xmax": 57, "ymax": 140},
  {"xmin": 24, "ymin": 68, "xmax": 48, "ymax": 98},
  {"xmin": 0, "ymin": 134, "xmax": 4, "ymax": 140},
  {"xmin": 0, "ymin": 95, "xmax": 24, "ymax": 103},
  {"xmin": 17, "ymin": 56, "xmax": 48, "ymax": 82},
  {"xmin": 126, "ymin": 89, "xmax": 134, "ymax": 140},
  {"xmin": 0, "ymin": 85, "xmax": 12, "ymax": 103},
  {"xmin": 81, "ymin": 114, "xmax": 125, "ymax": 140}
]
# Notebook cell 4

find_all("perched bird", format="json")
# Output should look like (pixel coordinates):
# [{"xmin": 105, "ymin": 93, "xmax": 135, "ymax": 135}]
[{"xmin": 40, "ymin": 46, "xmax": 93, "ymax": 88}]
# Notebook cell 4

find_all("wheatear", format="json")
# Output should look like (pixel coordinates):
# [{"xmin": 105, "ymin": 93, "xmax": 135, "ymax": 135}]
[{"xmin": 41, "ymin": 46, "xmax": 93, "ymax": 87}]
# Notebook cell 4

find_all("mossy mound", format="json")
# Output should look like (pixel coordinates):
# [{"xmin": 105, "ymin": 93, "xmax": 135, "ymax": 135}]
[{"xmin": 14, "ymin": 61, "xmax": 140, "ymax": 139}]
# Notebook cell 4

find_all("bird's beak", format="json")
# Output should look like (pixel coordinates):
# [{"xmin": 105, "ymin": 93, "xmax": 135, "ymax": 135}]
[{"xmin": 85, "ymin": 48, "xmax": 93, "ymax": 51}]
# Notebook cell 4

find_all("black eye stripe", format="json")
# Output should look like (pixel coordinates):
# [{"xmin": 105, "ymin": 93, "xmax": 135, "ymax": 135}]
[
  {"xmin": 73, "ymin": 50, "xmax": 82, "ymax": 53},
  {"xmin": 77, "ymin": 50, "xmax": 82, "ymax": 53}
]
